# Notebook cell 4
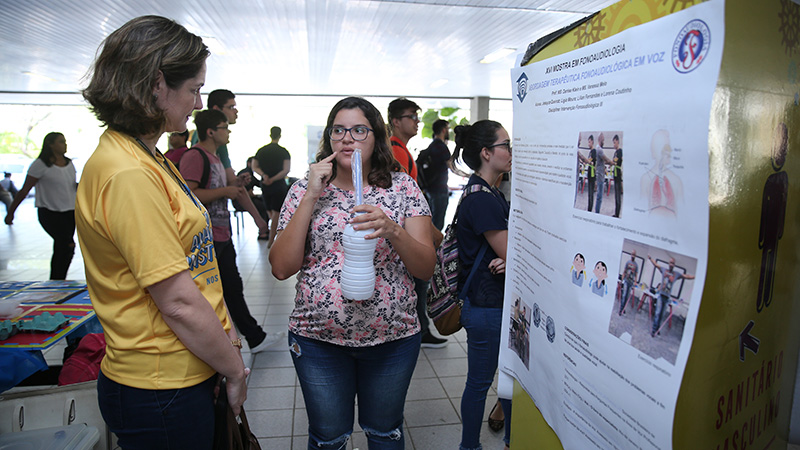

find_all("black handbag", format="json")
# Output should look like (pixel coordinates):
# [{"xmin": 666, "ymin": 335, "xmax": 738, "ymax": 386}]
[{"xmin": 213, "ymin": 378, "xmax": 262, "ymax": 450}]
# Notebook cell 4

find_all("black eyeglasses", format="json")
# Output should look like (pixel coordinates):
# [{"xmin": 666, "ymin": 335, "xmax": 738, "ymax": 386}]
[
  {"xmin": 328, "ymin": 126, "xmax": 373, "ymax": 141},
  {"xmin": 399, "ymin": 114, "xmax": 419, "ymax": 121},
  {"xmin": 213, "ymin": 126, "xmax": 229, "ymax": 130},
  {"xmin": 223, "ymin": 105, "xmax": 237, "ymax": 111},
  {"xmin": 487, "ymin": 142, "xmax": 512, "ymax": 153}
]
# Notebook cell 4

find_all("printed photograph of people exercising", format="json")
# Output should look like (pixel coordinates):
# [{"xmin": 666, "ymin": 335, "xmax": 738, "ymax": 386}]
[
  {"xmin": 574, "ymin": 131, "xmax": 624, "ymax": 217},
  {"xmin": 608, "ymin": 239, "xmax": 698, "ymax": 365}
]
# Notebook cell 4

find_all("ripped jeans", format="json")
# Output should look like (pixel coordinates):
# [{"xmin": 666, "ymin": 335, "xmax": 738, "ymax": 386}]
[{"xmin": 289, "ymin": 331, "xmax": 420, "ymax": 450}]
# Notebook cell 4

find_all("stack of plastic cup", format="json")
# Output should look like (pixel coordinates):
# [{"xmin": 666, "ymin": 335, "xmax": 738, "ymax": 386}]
[
  {"xmin": 341, "ymin": 224, "xmax": 377, "ymax": 300},
  {"xmin": 340, "ymin": 148, "xmax": 377, "ymax": 301}
]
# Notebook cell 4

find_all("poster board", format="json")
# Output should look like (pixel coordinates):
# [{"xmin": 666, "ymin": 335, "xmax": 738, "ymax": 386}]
[{"xmin": 505, "ymin": 0, "xmax": 800, "ymax": 448}]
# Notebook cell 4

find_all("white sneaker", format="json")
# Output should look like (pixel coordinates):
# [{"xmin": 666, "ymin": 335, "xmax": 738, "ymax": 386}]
[{"xmin": 249, "ymin": 331, "xmax": 285, "ymax": 354}]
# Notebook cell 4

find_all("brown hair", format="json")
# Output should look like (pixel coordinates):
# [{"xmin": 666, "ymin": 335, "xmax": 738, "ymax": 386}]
[
  {"xmin": 316, "ymin": 97, "xmax": 399, "ymax": 189},
  {"xmin": 82, "ymin": 16, "xmax": 209, "ymax": 137}
]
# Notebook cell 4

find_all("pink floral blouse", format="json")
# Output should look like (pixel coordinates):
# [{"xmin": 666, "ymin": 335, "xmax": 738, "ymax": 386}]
[{"xmin": 278, "ymin": 172, "xmax": 431, "ymax": 347}]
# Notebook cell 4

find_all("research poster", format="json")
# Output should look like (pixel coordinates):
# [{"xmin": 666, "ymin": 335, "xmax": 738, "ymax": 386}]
[{"xmin": 501, "ymin": 1, "xmax": 724, "ymax": 448}]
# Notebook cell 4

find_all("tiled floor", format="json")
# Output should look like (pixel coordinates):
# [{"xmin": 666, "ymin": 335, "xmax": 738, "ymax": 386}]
[{"xmin": 1, "ymin": 197, "xmax": 509, "ymax": 450}]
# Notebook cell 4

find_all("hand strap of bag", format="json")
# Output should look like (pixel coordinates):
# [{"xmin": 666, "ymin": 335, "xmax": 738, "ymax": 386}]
[
  {"xmin": 455, "ymin": 181, "xmax": 502, "ymax": 303},
  {"xmin": 460, "ymin": 241, "xmax": 489, "ymax": 302}
]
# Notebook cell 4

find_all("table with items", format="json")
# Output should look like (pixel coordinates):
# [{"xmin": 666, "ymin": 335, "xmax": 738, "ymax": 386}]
[{"xmin": 0, "ymin": 281, "xmax": 98, "ymax": 393}]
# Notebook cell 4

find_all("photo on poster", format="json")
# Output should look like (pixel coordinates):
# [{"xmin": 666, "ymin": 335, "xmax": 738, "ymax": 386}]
[
  {"xmin": 509, "ymin": 295, "xmax": 531, "ymax": 369},
  {"xmin": 574, "ymin": 131, "xmax": 624, "ymax": 218},
  {"xmin": 608, "ymin": 239, "xmax": 698, "ymax": 365}
]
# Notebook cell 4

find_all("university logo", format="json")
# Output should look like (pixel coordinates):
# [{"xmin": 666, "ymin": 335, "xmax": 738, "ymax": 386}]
[
  {"xmin": 516, "ymin": 72, "xmax": 529, "ymax": 102},
  {"xmin": 672, "ymin": 19, "xmax": 711, "ymax": 73}
]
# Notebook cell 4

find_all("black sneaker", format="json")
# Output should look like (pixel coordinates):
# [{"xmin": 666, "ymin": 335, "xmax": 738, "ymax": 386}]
[{"xmin": 420, "ymin": 331, "xmax": 448, "ymax": 349}]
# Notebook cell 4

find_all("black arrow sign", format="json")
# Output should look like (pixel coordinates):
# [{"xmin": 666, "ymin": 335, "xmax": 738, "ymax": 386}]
[{"xmin": 739, "ymin": 320, "xmax": 760, "ymax": 362}]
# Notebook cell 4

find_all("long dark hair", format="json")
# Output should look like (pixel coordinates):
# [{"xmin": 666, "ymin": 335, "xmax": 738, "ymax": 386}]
[
  {"xmin": 451, "ymin": 120, "xmax": 503, "ymax": 172},
  {"xmin": 316, "ymin": 97, "xmax": 399, "ymax": 188},
  {"xmin": 38, "ymin": 132, "xmax": 68, "ymax": 167}
]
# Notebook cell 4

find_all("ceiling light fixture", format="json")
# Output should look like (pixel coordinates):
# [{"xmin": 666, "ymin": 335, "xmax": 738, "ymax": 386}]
[
  {"xmin": 480, "ymin": 47, "xmax": 516, "ymax": 64},
  {"xmin": 430, "ymin": 78, "xmax": 449, "ymax": 88},
  {"xmin": 21, "ymin": 71, "xmax": 58, "ymax": 82}
]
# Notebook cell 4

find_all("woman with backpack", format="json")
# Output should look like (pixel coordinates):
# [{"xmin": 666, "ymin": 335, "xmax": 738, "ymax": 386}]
[{"xmin": 452, "ymin": 119, "xmax": 512, "ymax": 450}]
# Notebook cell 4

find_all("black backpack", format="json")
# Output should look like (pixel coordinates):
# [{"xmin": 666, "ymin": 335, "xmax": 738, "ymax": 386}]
[
  {"xmin": 187, "ymin": 146, "xmax": 211, "ymax": 188},
  {"xmin": 415, "ymin": 148, "xmax": 434, "ymax": 191}
]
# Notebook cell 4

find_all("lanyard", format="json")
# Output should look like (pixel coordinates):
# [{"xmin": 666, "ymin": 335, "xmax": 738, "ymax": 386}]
[{"xmin": 134, "ymin": 137, "xmax": 204, "ymax": 212}]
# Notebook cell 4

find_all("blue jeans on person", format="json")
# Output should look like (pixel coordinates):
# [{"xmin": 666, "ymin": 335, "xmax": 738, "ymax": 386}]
[
  {"xmin": 460, "ymin": 300, "xmax": 511, "ymax": 450},
  {"xmin": 96, "ymin": 371, "xmax": 216, "ymax": 450},
  {"xmin": 289, "ymin": 331, "xmax": 421, "ymax": 450},
  {"xmin": 594, "ymin": 178, "xmax": 604, "ymax": 213},
  {"xmin": 620, "ymin": 280, "xmax": 634, "ymax": 314},
  {"xmin": 427, "ymin": 190, "xmax": 450, "ymax": 231},
  {"xmin": 652, "ymin": 294, "xmax": 670, "ymax": 335}
]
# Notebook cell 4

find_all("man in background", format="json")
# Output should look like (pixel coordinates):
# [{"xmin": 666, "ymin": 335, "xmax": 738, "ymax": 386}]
[
  {"xmin": 164, "ymin": 130, "xmax": 189, "ymax": 167},
  {"xmin": 1, "ymin": 172, "xmax": 18, "ymax": 197},
  {"xmin": 193, "ymin": 89, "xmax": 268, "ymax": 238},
  {"xmin": 254, "ymin": 126, "xmax": 291, "ymax": 248},
  {"xmin": 388, "ymin": 97, "xmax": 448, "ymax": 348},
  {"xmin": 181, "ymin": 109, "xmax": 280, "ymax": 353},
  {"xmin": 418, "ymin": 119, "xmax": 451, "ymax": 230}
]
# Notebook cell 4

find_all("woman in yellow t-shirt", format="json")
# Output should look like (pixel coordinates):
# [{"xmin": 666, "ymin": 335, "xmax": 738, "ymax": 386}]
[{"xmin": 77, "ymin": 16, "xmax": 247, "ymax": 449}]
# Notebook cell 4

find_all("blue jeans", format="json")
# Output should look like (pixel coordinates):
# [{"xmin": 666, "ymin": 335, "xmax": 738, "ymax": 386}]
[
  {"xmin": 460, "ymin": 301, "xmax": 511, "ymax": 450},
  {"xmin": 96, "ymin": 371, "xmax": 216, "ymax": 450},
  {"xmin": 653, "ymin": 294, "xmax": 669, "ymax": 335},
  {"xmin": 620, "ymin": 280, "xmax": 634, "ymax": 314},
  {"xmin": 594, "ymin": 178, "xmax": 604, "ymax": 213},
  {"xmin": 289, "ymin": 331, "xmax": 421, "ymax": 450},
  {"xmin": 427, "ymin": 190, "xmax": 450, "ymax": 231}
]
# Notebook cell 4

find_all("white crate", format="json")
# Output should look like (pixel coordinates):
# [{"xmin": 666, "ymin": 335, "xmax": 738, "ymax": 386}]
[{"xmin": 0, "ymin": 381, "xmax": 110, "ymax": 449}]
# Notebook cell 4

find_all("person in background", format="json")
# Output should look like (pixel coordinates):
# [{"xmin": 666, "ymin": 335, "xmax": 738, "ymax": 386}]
[
  {"xmin": 164, "ymin": 130, "xmax": 189, "ymax": 166},
  {"xmin": 0, "ymin": 184, "xmax": 10, "ymax": 212},
  {"xmin": 270, "ymin": 96, "xmax": 435, "ymax": 450},
  {"xmin": 421, "ymin": 119, "xmax": 451, "ymax": 230},
  {"xmin": 234, "ymin": 156, "xmax": 268, "ymax": 225},
  {"xmin": 452, "ymin": 120, "xmax": 512, "ymax": 450},
  {"xmin": 1, "ymin": 172, "xmax": 18, "ymax": 197},
  {"xmin": 77, "ymin": 16, "xmax": 248, "ymax": 448},
  {"xmin": 193, "ymin": 88, "xmax": 269, "ymax": 239},
  {"xmin": 388, "ymin": 97, "xmax": 448, "ymax": 349},
  {"xmin": 181, "ymin": 109, "xmax": 280, "ymax": 354},
  {"xmin": 5, "ymin": 132, "xmax": 77, "ymax": 280},
  {"xmin": 254, "ymin": 126, "xmax": 291, "ymax": 248}
]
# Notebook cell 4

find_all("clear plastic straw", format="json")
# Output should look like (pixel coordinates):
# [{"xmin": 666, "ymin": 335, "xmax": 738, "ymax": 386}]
[{"xmin": 352, "ymin": 148, "xmax": 363, "ymax": 206}]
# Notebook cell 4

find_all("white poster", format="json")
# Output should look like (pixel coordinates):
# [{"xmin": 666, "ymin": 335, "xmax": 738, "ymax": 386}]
[{"xmin": 502, "ymin": 1, "xmax": 724, "ymax": 448}]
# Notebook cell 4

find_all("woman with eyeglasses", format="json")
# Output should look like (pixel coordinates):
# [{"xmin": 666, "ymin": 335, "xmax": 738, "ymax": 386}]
[
  {"xmin": 4, "ymin": 132, "xmax": 77, "ymax": 280},
  {"xmin": 76, "ymin": 16, "xmax": 247, "ymax": 448},
  {"xmin": 452, "ymin": 120, "xmax": 513, "ymax": 450},
  {"xmin": 270, "ymin": 96, "xmax": 435, "ymax": 449}
]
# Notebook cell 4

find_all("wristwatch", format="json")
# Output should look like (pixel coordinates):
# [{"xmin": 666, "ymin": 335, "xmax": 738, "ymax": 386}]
[{"xmin": 231, "ymin": 338, "xmax": 243, "ymax": 349}]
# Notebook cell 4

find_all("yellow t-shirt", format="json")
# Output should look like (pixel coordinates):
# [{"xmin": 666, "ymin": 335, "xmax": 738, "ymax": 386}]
[{"xmin": 76, "ymin": 129, "xmax": 229, "ymax": 390}]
